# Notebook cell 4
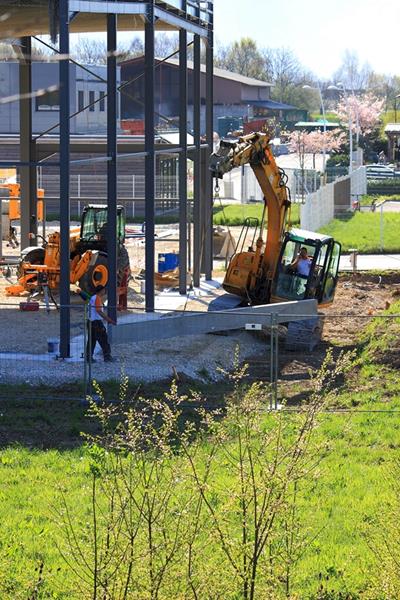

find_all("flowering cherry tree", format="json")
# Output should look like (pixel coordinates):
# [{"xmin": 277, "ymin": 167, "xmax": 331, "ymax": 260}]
[
  {"xmin": 336, "ymin": 93, "xmax": 384, "ymax": 136},
  {"xmin": 287, "ymin": 128, "xmax": 346, "ymax": 169},
  {"xmin": 285, "ymin": 128, "xmax": 346, "ymax": 199}
]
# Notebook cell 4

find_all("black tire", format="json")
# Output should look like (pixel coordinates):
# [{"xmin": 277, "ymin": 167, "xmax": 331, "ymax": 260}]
[
  {"xmin": 18, "ymin": 247, "xmax": 45, "ymax": 278},
  {"xmin": 79, "ymin": 252, "xmax": 109, "ymax": 296}
]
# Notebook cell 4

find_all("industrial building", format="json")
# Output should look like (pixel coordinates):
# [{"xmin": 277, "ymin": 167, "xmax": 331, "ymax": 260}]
[{"xmin": 0, "ymin": 61, "xmax": 121, "ymax": 134}]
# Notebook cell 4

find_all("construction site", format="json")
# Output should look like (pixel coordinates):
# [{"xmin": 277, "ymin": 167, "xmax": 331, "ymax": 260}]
[
  {"xmin": 0, "ymin": 0, "xmax": 398, "ymax": 400},
  {"xmin": 4, "ymin": 2, "xmax": 400, "ymax": 599}
]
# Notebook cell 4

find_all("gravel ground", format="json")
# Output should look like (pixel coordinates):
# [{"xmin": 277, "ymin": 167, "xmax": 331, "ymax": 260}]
[{"xmin": 0, "ymin": 330, "xmax": 266, "ymax": 386}]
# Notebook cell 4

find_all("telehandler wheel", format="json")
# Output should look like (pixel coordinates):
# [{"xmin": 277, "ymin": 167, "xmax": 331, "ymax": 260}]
[{"xmin": 79, "ymin": 252, "xmax": 109, "ymax": 296}]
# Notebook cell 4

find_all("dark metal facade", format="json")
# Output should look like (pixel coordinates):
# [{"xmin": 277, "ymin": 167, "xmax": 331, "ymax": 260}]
[{"xmin": 8, "ymin": 0, "xmax": 214, "ymax": 356}]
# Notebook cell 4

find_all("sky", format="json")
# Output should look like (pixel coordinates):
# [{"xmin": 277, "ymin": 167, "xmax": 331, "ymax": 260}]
[{"xmin": 213, "ymin": 0, "xmax": 400, "ymax": 78}]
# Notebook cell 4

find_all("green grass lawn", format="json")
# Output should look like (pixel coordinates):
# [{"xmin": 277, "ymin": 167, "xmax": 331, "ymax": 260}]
[
  {"xmin": 1, "ymin": 397, "xmax": 398, "ymax": 597},
  {"xmin": 1, "ymin": 303, "xmax": 400, "ymax": 598},
  {"xmin": 319, "ymin": 211, "xmax": 400, "ymax": 253},
  {"xmin": 310, "ymin": 111, "xmax": 340, "ymax": 123},
  {"xmin": 212, "ymin": 202, "xmax": 300, "ymax": 227}
]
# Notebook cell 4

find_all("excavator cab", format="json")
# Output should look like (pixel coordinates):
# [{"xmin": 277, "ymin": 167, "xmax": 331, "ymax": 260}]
[{"xmin": 271, "ymin": 229, "xmax": 341, "ymax": 306}]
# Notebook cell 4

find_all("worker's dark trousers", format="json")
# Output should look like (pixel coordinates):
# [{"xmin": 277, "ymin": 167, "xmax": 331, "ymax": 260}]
[{"xmin": 86, "ymin": 320, "xmax": 111, "ymax": 361}]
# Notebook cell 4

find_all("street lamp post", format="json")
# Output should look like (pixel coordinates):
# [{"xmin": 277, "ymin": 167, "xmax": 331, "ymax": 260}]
[
  {"xmin": 303, "ymin": 83, "xmax": 327, "ymax": 175},
  {"xmin": 328, "ymin": 82, "xmax": 353, "ymax": 174}
]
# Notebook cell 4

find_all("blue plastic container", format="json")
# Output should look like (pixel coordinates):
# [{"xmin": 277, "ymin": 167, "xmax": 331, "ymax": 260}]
[{"xmin": 158, "ymin": 252, "xmax": 179, "ymax": 273}]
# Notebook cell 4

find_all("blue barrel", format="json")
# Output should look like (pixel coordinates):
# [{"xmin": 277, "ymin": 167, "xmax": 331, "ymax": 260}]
[{"xmin": 158, "ymin": 253, "xmax": 179, "ymax": 273}]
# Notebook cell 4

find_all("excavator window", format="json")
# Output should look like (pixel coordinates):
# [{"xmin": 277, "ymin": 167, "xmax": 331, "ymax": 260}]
[
  {"xmin": 322, "ymin": 242, "xmax": 341, "ymax": 303},
  {"xmin": 274, "ymin": 239, "xmax": 321, "ymax": 301}
]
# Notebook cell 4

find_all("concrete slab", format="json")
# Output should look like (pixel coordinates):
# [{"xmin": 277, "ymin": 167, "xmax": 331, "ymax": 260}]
[{"xmin": 112, "ymin": 299, "xmax": 318, "ymax": 345}]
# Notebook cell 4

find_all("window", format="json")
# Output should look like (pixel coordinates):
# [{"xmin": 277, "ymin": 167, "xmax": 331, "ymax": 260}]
[
  {"xmin": 36, "ymin": 89, "xmax": 59, "ymax": 111},
  {"xmin": 99, "ymin": 91, "xmax": 106, "ymax": 112},
  {"xmin": 89, "ymin": 90, "xmax": 95, "ymax": 112},
  {"xmin": 78, "ymin": 90, "xmax": 84, "ymax": 112}
]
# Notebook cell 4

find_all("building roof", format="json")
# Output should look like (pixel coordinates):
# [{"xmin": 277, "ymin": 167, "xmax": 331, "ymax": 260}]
[
  {"xmin": 295, "ymin": 121, "xmax": 340, "ymax": 128},
  {"xmin": 384, "ymin": 123, "xmax": 400, "ymax": 134},
  {"xmin": 121, "ymin": 56, "xmax": 273, "ymax": 88},
  {"xmin": 248, "ymin": 99, "xmax": 296, "ymax": 111}
]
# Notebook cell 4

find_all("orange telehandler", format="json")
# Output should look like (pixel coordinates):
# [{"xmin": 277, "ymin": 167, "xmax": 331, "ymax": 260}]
[{"xmin": 5, "ymin": 203, "xmax": 130, "ymax": 300}]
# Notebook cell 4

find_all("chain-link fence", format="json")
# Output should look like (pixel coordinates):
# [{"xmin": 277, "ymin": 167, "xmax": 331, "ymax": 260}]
[
  {"xmin": 0, "ymin": 303, "xmax": 397, "ymax": 406},
  {"xmin": 37, "ymin": 173, "xmax": 182, "ymax": 219}
]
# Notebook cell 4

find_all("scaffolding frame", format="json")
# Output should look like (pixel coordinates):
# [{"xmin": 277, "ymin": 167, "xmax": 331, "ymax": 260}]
[{"xmin": 1, "ymin": 0, "xmax": 214, "ymax": 357}]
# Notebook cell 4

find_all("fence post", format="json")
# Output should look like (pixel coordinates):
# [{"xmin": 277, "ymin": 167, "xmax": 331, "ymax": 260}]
[
  {"xmin": 380, "ymin": 204, "xmax": 384, "ymax": 251},
  {"xmin": 269, "ymin": 313, "xmax": 279, "ymax": 410},
  {"xmin": 83, "ymin": 302, "xmax": 88, "ymax": 397}
]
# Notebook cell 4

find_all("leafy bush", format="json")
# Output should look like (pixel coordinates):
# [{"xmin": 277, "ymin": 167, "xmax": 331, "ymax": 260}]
[{"xmin": 326, "ymin": 154, "xmax": 349, "ymax": 168}]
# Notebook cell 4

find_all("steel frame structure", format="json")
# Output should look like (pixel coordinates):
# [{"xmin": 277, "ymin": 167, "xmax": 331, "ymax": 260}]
[{"xmin": 3, "ymin": 0, "xmax": 214, "ymax": 357}]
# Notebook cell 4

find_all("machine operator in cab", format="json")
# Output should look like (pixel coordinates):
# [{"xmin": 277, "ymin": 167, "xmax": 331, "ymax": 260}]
[{"xmin": 290, "ymin": 247, "xmax": 312, "ymax": 277}]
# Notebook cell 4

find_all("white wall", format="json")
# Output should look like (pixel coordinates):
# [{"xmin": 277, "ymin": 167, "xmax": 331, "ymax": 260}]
[
  {"xmin": 300, "ymin": 182, "xmax": 335, "ymax": 231},
  {"xmin": 300, "ymin": 166, "xmax": 367, "ymax": 231},
  {"xmin": 351, "ymin": 165, "xmax": 367, "ymax": 197}
]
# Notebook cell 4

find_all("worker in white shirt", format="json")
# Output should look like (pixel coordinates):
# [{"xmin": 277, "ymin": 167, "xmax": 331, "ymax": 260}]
[{"xmin": 86, "ymin": 285, "xmax": 116, "ymax": 363}]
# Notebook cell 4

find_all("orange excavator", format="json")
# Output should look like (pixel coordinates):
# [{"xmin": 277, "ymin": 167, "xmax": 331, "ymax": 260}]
[{"xmin": 210, "ymin": 130, "xmax": 341, "ymax": 310}]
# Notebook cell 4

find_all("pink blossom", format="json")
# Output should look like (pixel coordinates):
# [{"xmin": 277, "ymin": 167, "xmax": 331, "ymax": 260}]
[
  {"xmin": 335, "ymin": 93, "xmax": 384, "ymax": 135},
  {"xmin": 286, "ymin": 128, "xmax": 346, "ymax": 155}
]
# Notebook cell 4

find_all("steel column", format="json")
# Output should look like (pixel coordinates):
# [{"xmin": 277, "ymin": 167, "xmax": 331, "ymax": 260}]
[
  {"xmin": 107, "ymin": 13, "xmax": 118, "ymax": 322},
  {"xmin": 178, "ymin": 26, "xmax": 188, "ymax": 294},
  {"xmin": 19, "ymin": 36, "xmax": 37, "ymax": 248},
  {"xmin": 59, "ymin": 0, "xmax": 71, "ymax": 358},
  {"xmin": 193, "ymin": 34, "xmax": 201, "ymax": 287},
  {"xmin": 204, "ymin": 27, "xmax": 214, "ymax": 279},
  {"xmin": 199, "ymin": 146, "xmax": 207, "ymax": 274},
  {"xmin": 144, "ymin": 3, "xmax": 155, "ymax": 311}
]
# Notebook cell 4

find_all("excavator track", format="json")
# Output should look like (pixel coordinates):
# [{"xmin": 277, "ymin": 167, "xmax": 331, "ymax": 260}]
[{"xmin": 284, "ymin": 317, "xmax": 323, "ymax": 351}]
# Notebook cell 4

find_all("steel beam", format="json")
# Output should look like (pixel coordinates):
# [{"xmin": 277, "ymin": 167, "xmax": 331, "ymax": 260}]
[
  {"xmin": 59, "ymin": 0, "xmax": 71, "ymax": 358},
  {"xmin": 67, "ymin": 1, "xmax": 210, "ymax": 34},
  {"xmin": 144, "ymin": 4, "xmax": 155, "ymax": 312},
  {"xmin": 69, "ymin": 1, "xmax": 147, "ymax": 14},
  {"xmin": 19, "ymin": 36, "xmax": 37, "ymax": 249},
  {"xmin": 0, "ymin": 161, "xmax": 60, "ymax": 168},
  {"xmin": 107, "ymin": 13, "xmax": 118, "ymax": 323},
  {"xmin": 178, "ymin": 26, "xmax": 188, "ymax": 294},
  {"xmin": 193, "ymin": 33, "xmax": 201, "ymax": 287},
  {"xmin": 204, "ymin": 27, "xmax": 213, "ymax": 279},
  {"xmin": 111, "ymin": 300, "xmax": 318, "ymax": 344},
  {"xmin": 153, "ymin": 5, "xmax": 209, "ymax": 37}
]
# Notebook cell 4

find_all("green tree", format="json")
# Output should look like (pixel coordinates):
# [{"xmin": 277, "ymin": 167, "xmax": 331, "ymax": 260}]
[{"xmin": 215, "ymin": 37, "xmax": 266, "ymax": 80}]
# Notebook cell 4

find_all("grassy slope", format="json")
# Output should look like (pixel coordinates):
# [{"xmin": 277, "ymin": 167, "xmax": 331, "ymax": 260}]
[
  {"xmin": 213, "ymin": 202, "xmax": 300, "ymax": 227},
  {"xmin": 319, "ymin": 211, "xmax": 400, "ymax": 253},
  {"xmin": 1, "ymin": 303, "xmax": 400, "ymax": 598}
]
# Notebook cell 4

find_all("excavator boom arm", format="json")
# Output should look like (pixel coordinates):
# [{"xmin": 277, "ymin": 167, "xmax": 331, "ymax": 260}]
[{"xmin": 210, "ymin": 131, "xmax": 291, "ymax": 294}]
